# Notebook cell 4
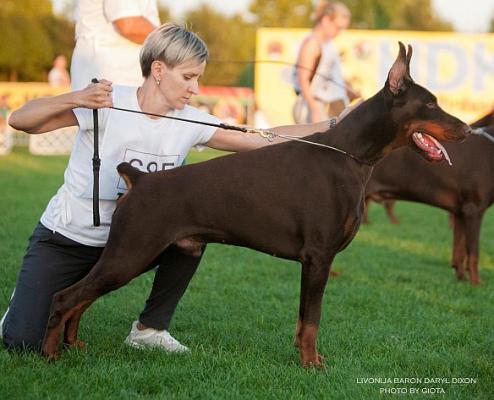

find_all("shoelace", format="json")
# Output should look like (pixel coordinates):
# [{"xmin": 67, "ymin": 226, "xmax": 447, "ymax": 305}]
[{"xmin": 157, "ymin": 331, "xmax": 183, "ymax": 348}]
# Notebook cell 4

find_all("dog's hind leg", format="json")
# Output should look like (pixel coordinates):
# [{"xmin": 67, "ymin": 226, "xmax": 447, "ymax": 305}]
[
  {"xmin": 362, "ymin": 198, "xmax": 371, "ymax": 224},
  {"xmin": 384, "ymin": 200, "xmax": 398, "ymax": 224},
  {"xmin": 63, "ymin": 302, "xmax": 93, "ymax": 348},
  {"xmin": 42, "ymin": 284, "xmax": 93, "ymax": 360},
  {"xmin": 42, "ymin": 254, "xmax": 158, "ymax": 359},
  {"xmin": 295, "ymin": 251, "xmax": 333, "ymax": 368},
  {"xmin": 463, "ymin": 210, "xmax": 484, "ymax": 285},
  {"xmin": 451, "ymin": 214, "xmax": 467, "ymax": 280}
]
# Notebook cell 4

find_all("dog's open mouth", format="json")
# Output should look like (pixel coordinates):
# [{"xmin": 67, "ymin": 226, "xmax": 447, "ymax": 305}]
[{"xmin": 412, "ymin": 132, "xmax": 452, "ymax": 165}]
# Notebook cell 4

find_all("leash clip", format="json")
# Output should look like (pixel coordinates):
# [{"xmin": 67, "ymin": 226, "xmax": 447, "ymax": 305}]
[
  {"xmin": 260, "ymin": 129, "xmax": 276, "ymax": 142},
  {"xmin": 247, "ymin": 128, "xmax": 276, "ymax": 142}
]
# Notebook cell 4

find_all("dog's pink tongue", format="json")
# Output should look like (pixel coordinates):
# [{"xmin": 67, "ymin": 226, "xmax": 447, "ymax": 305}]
[
  {"xmin": 428, "ymin": 135, "xmax": 452, "ymax": 166},
  {"xmin": 413, "ymin": 132, "xmax": 452, "ymax": 166}
]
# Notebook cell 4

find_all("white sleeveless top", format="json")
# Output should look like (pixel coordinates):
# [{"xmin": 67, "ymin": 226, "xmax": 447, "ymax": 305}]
[
  {"xmin": 40, "ymin": 85, "xmax": 219, "ymax": 246},
  {"xmin": 294, "ymin": 37, "xmax": 349, "ymax": 104}
]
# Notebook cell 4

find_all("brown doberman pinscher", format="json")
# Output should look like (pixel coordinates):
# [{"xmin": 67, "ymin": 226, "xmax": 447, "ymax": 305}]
[
  {"xmin": 364, "ymin": 111, "xmax": 494, "ymax": 226},
  {"xmin": 41, "ymin": 43, "xmax": 470, "ymax": 366},
  {"xmin": 365, "ymin": 123, "xmax": 494, "ymax": 285}
]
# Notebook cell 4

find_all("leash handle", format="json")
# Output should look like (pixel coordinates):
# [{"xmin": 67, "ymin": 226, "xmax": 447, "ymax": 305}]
[{"xmin": 91, "ymin": 78, "xmax": 101, "ymax": 226}]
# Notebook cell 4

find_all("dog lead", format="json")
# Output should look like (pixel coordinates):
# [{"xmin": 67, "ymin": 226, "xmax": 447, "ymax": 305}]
[{"xmin": 91, "ymin": 78, "xmax": 101, "ymax": 227}]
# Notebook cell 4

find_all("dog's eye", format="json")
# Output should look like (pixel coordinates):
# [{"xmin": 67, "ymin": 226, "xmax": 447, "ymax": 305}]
[{"xmin": 426, "ymin": 102, "xmax": 436, "ymax": 109}]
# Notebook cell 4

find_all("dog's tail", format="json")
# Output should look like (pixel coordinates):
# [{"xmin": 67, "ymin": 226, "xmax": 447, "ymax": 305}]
[{"xmin": 117, "ymin": 162, "xmax": 145, "ymax": 191}]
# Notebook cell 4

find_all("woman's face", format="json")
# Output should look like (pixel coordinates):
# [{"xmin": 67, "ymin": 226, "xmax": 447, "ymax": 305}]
[
  {"xmin": 321, "ymin": 14, "xmax": 350, "ymax": 39},
  {"xmin": 159, "ymin": 58, "xmax": 206, "ymax": 110}
]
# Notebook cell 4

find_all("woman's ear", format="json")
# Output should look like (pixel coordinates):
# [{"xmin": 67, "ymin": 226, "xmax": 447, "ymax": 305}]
[{"xmin": 151, "ymin": 60, "xmax": 163, "ymax": 80}]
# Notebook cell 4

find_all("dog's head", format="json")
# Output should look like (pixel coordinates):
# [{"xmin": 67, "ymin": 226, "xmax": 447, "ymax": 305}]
[{"xmin": 384, "ymin": 42, "xmax": 470, "ymax": 164}]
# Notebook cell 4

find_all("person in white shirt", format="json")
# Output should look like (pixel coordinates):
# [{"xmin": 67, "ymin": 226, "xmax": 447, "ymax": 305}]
[
  {"xmin": 2, "ymin": 23, "xmax": 337, "ymax": 352},
  {"xmin": 71, "ymin": 0, "xmax": 160, "ymax": 90}
]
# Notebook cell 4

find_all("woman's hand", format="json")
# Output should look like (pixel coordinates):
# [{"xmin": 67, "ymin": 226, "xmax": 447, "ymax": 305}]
[
  {"xmin": 76, "ymin": 79, "xmax": 113, "ymax": 109},
  {"xmin": 8, "ymin": 79, "xmax": 114, "ymax": 134},
  {"xmin": 310, "ymin": 104, "xmax": 323, "ymax": 123}
]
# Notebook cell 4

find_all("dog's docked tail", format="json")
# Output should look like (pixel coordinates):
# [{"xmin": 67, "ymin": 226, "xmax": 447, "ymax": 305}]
[{"xmin": 117, "ymin": 162, "xmax": 145, "ymax": 191}]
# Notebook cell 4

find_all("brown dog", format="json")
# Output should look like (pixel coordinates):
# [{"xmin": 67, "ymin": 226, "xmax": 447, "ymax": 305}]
[
  {"xmin": 42, "ymin": 43, "xmax": 470, "ymax": 366},
  {"xmin": 365, "ymin": 125, "xmax": 494, "ymax": 285},
  {"xmin": 363, "ymin": 111, "xmax": 494, "ymax": 226}
]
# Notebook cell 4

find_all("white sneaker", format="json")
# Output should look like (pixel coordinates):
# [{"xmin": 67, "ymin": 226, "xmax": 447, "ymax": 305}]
[{"xmin": 124, "ymin": 321, "xmax": 189, "ymax": 353}]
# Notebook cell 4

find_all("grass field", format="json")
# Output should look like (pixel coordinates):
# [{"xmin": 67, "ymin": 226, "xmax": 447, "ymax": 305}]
[{"xmin": 0, "ymin": 148, "xmax": 493, "ymax": 399}]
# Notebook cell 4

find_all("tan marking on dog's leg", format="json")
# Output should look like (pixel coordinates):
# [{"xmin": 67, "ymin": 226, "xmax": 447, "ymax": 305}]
[
  {"xmin": 64, "ymin": 302, "xmax": 93, "ymax": 348},
  {"xmin": 42, "ymin": 308, "xmax": 76, "ymax": 360},
  {"xmin": 299, "ymin": 323, "xmax": 324, "ymax": 368},
  {"xmin": 294, "ymin": 319, "xmax": 302, "ymax": 348},
  {"xmin": 468, "ymin": 255, "xmax": 481, "ymax": 285}
]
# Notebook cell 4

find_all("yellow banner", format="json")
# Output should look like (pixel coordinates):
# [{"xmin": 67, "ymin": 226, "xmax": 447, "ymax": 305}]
[
  {"xmin": 255, "ymin": 29, "xmax": 494, "ymax": 125},
  {"xmin": 0, "ymin": 83, "xmax": 69, "ymax": 112},
  {"xmin": 0, "ymin": 83, "xmax": 254, "ymax": 125}
]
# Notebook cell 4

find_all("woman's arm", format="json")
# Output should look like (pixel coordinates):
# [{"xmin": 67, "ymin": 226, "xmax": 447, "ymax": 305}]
[
  {"xmin": 8, "ymin": 80, "xmax": 113, "ymax": 134},
  {"xmin": 297, "ymin": 37, "xmax": 323, "ymax": 122},
  {"xmin": 207, "ymin": 120, "xmax": 332, "ymax": 152},
  {"xmin": 207, "ymin": 100, "xmax": 363, "ymax": 152},
  {"xmin": 113, "ymin": 16, "xmax": 157, "ymax": 44}
]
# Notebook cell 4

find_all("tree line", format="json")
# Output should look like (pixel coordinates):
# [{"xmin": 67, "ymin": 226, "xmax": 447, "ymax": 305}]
[{"xmin": 0, "ymin": 0, "xmax": 459, "ymax": 86}]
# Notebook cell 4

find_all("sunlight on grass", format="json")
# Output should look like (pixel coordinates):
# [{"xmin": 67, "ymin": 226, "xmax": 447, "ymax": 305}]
[{"xmin": 357, "ymin": 229, "xmax": 450, "ymax": 259}]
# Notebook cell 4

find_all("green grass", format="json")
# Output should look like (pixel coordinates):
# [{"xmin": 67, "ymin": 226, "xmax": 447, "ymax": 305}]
[{"xmin": 0, "ymin": 148, "xmax": 493, "ymax": 399}]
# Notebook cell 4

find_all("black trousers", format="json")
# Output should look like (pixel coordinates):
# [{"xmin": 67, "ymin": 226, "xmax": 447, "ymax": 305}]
[{"xmin": 2, "ymin": 223, "xmax": 201, "ymax": 351}]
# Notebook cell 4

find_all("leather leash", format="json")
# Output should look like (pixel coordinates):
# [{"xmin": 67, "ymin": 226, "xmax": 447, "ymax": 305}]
[
  {"xmin": 92, "ymin": 78, "xmax": 101, "ymax": 226},
  {"xmin": 110, "ymin": 106, "xmax": 370, "ymax": 165}
]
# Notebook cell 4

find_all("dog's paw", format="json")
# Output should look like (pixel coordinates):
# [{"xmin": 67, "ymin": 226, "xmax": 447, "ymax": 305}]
[
  {"xmin": 470, "ymin": 277, "xmax": 482, "ymax": 286},
  {"xmin": 42, "ymin": 350, "xmax": 60, "ymax": 362},
  {"xmin": 301, "ymin": 353, "xmax": 326, "ymax": 369},
  {"xmin": 65, "ymin": 339, "xmax": 86, "ymax": 349},
  {"xmin": 454, "ymin": 270, "xmax": 467, "ymax": 281}
]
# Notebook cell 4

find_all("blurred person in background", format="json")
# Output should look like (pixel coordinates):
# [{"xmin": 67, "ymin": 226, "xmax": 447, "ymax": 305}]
[
  {"xmin": 48, "ymin": 54, "xmax": 71, "ymax": 87},
  {"xmin": 71, "ymin": 0, "xmax": 160, "ymax": 90},
  {"xmin": 292, "ymin": 1, "xmax": 353, "ymax": 123}
]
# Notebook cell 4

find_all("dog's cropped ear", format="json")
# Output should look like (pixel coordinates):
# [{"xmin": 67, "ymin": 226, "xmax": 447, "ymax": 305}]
[{"xmin": 386, "ymin": 42, "xmax": 413, "ymax": 96}]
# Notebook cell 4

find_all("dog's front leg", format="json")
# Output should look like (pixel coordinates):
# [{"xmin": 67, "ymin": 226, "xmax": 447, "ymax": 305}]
[{"xmin": 295, "ymin": 253, "xmax": 333, "ymax": 368}]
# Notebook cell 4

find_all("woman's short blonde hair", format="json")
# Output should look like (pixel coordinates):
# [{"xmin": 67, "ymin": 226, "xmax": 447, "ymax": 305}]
[
  {"xmin": 140, "ymin": 23, "xmax": 209, "ymax": 77},
  {"xmin": 312, "ymin": 1, "xmax": 351, "ymax": 24}
]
